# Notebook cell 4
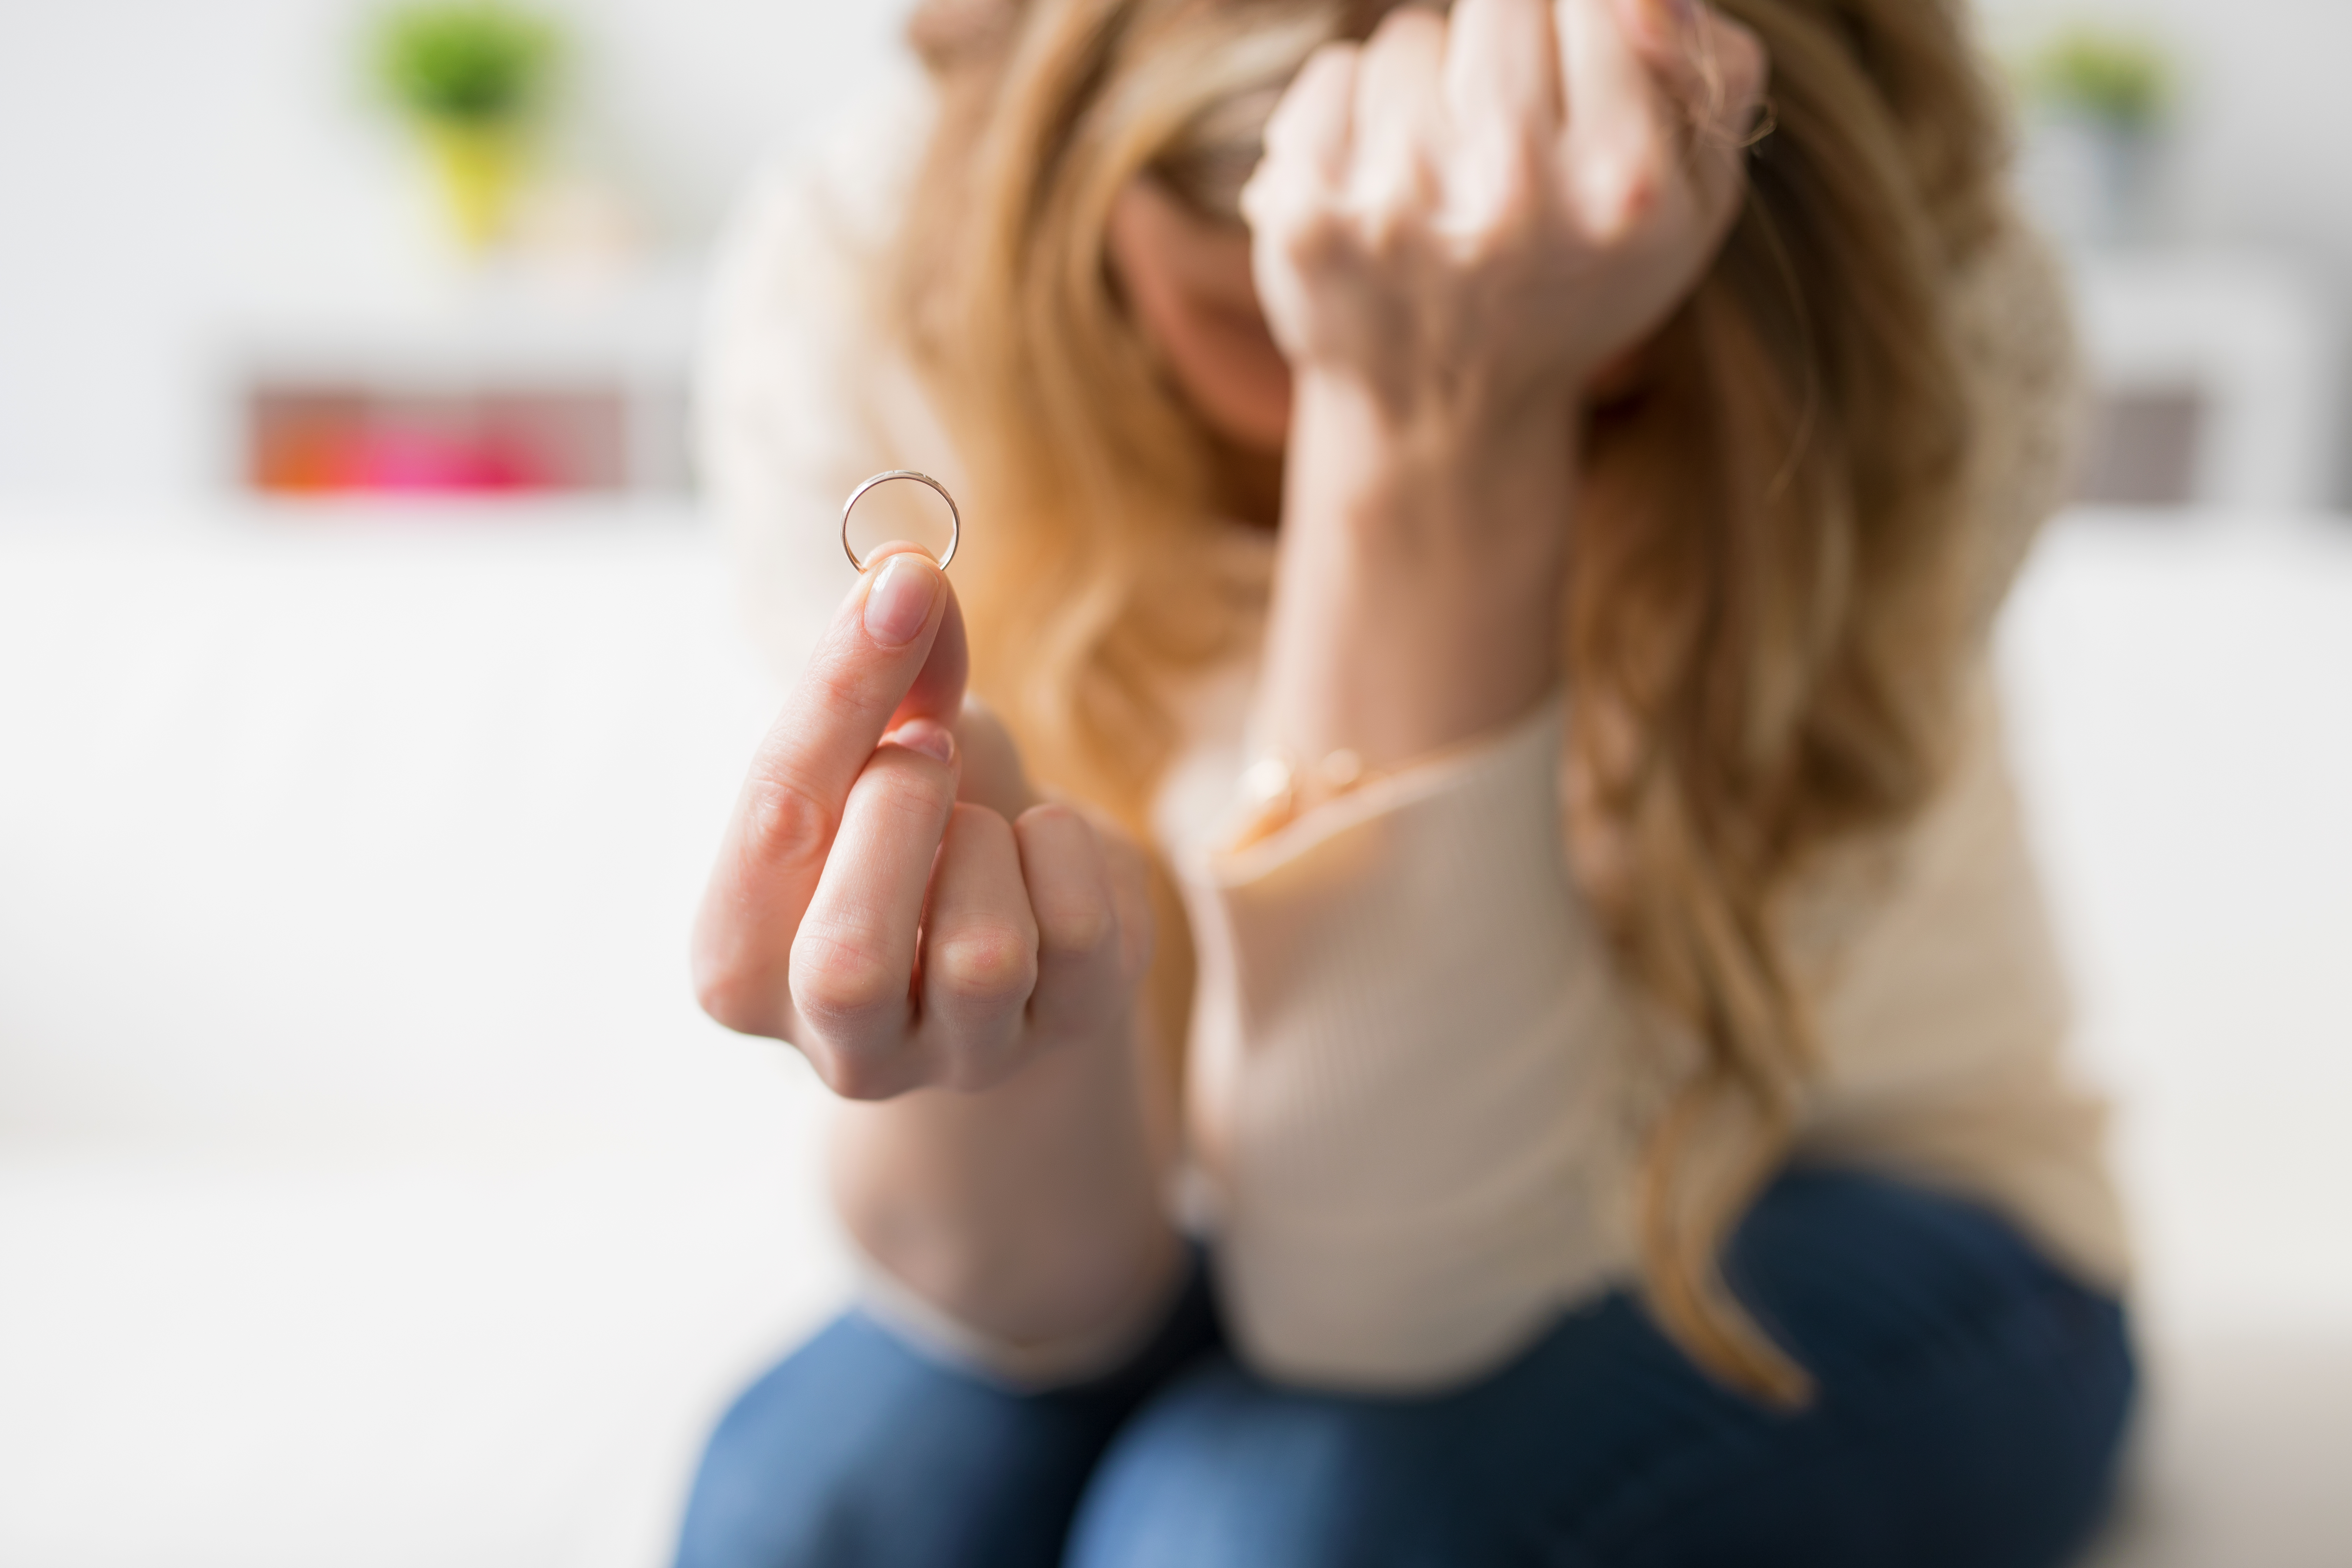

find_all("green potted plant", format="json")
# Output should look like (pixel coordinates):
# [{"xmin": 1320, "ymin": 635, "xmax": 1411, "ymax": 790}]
[
  {"xmin": 2027, "ymin": 27, "xmax": 2173, "ymax": 135},
  {"xmin": 2015, "ymin": 25, "xmax": 2175, "ymax": 248},
  {"xmin": 371, "ymin": 2, "xmax": 560, "ymax": 252}
]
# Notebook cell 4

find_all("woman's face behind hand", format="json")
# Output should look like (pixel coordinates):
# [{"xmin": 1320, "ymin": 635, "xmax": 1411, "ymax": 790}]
[{"xmin": 1108, "ymin": 175, "xmax": 1295, "ymax": 456}]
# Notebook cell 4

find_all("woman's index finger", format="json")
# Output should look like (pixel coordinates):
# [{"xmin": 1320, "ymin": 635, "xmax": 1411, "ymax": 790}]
[
  {"xmin": 694, "ymin": 547, "xmax": 963, "ymax": 1038},
  {"xmin": 746, "ymin": 547, "xmax": 958, "ymax": 864}
]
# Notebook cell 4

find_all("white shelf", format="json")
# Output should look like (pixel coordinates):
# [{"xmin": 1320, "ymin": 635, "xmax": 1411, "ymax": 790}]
[
  {"xmin": 210, "ymin": 258, "xmax": 705, "ymax": 496},
  {"xmin": 2068, "ymin": 249, "xmax": 2341, "ymax": 512}
]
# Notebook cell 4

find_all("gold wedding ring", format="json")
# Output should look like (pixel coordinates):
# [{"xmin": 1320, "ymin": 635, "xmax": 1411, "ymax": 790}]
[{"xmin": 841, "ymin": 469, "xmax": 960, "ymax": 573}]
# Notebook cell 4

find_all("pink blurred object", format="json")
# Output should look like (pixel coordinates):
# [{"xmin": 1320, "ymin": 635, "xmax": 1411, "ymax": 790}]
[
  {"xmin": 248, "ymin": 386, "xmax": 626, "ymax": 498},
  {"xmin": 352, "ymin": 429, "xmax": 539, "ymax": 493}
]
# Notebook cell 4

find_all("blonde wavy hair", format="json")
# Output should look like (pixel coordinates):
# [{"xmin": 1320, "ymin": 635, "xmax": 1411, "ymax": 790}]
[{"xmin": 888, "ymin": 0, "xmax": 2007, "ymax": 1405}]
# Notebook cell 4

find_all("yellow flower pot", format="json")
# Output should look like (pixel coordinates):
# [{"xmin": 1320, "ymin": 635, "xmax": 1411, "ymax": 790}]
[{"xmin": 421, "ymin": 120, "xmax": 524, "ymax": 253}]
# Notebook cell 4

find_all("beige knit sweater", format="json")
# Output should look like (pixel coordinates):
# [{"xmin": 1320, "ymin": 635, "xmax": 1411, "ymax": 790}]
[{"xmin": 700, "ymin": 98, "xmax": 2128, "ymax": 1394}]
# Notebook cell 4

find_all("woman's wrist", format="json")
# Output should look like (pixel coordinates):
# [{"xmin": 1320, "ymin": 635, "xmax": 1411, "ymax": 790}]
[
  {"xmin": 1282, "ymin": 370, "xmax": 1580, "ymax": 564},
  {"xmin": 831, "ymin": 1008, "xmax": 1176, "ymax": 1351},
  {"xmin": 1255, "ymin": 371, "xmax": 1577, "ymax": 771}
]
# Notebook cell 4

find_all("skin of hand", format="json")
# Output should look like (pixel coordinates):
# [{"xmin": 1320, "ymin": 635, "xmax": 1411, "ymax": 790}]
[
  {"xmin": 1116, "ymin": 0, "xmax": 1766, "ymax": 770},
  {"xmin": 693, "ymin": 542, "xmax": 1179, "ymax": 1346}
]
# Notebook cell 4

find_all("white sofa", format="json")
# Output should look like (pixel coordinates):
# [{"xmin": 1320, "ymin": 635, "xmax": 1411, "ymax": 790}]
[{"xmin": 1, "ymin": 501, "xmax": 2346, "ymax": 1565}]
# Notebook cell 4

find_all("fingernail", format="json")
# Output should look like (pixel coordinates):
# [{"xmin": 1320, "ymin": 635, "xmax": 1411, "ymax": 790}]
[
  {"xmin": 887, "ymin": 718, "xmax": 958, "ymax": 767},
  {"xmin": 863, "ymin": 554, "xmax": 939, "ymax": 648}
]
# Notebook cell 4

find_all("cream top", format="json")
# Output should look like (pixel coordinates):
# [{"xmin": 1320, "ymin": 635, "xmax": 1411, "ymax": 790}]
[{"xmin": 699, "ymin": 97, "xmax": 2127, "ymax": 1393}]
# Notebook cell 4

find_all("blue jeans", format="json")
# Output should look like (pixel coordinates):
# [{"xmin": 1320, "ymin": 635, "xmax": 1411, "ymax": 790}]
[{"xmin": 677, "ymin": 1170, "xmax": 2135, "ymax": 1567}]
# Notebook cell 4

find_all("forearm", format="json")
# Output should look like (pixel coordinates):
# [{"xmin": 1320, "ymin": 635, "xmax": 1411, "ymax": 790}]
[
  {"xmin": 829, "ymin": 1013, "xmax": 1182, "ymax": 1359},
  {"xmin": 1255, "ymin": 372, "xmax": 1578, "ymax": 769}
]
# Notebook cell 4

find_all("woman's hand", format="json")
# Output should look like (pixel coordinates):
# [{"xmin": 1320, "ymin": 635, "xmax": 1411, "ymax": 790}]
[
  {"xmin": 1239, "ymin": 0, "xmax": 1764, "ymax": 774},
  {"xmin": 692, "ymin": 544, "xmax": 1153, "ymax": 1101},
  {"xmin": 1242, "ymin": 0, "xmax": 1765, "ymax": 444},
  {"xmin": 694, "ymin": 546, "xmax": 1175, "ymax": 1347}
]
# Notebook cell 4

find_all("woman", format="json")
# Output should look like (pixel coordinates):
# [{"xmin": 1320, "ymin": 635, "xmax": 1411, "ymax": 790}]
[{"xmin": 681, "ymin": 0, "xmax": 2134, "ymax": 1562}]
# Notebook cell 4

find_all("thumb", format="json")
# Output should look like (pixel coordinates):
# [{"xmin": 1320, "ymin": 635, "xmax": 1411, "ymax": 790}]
[
  {"xmin": 953, "ymin": 695, "xmax": 1039, "ymax": 820},
  {"xmin": 872, "ymin": 541, "xmax": 969, "ymax": 731},
  {"xmin": 873, "ymin": 544, "xmax": 1038, "ymax": 819}
]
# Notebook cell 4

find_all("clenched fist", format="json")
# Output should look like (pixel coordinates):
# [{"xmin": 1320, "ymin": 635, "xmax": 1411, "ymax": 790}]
[{"xmin": 1242, "ymin": 0, "xmax": 1765, "ymax": 440}]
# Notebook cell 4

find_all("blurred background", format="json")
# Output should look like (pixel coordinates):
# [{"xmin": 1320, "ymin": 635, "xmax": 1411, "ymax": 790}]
[{"xmin": 0, "ymin": 1, "xmax": 2346, "ymax": 1564}]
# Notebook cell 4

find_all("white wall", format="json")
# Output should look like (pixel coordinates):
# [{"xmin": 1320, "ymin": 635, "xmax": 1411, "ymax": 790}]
[
  {"xmin": 1, "ymin": 0, "xmax": 2347, "ymax": 504},
  {"xmin": 0, "ymin": 0, "xmax": 916, "ymax": 504},
  {"xmin": 1980, "ymin": 0, "xmax": 2352, "ymax": 504},
  {"xmin": 1976, "ymin": 0, "xmax": 2352, "ymax": 266}
]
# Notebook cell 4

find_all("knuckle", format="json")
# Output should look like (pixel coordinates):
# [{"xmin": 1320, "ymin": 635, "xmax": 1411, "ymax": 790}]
[
  {"xmin": 1456, "ymin": 158, "xmax": 1545, "ymax": 258},
  {"xmin": 738, "ymin": 772, "xmax": 835, "ymax": 870},
  {"xmin": 1618, "ymin": 164, "xmax": 1663, "ymax": 227},
  {"xmin": 1037, "ymin": 897, "xmax": 1117, "ymax": 964},
  {"xmin": 929, "ymin": 924, "xmax": 1038, "ymax": 1012},
  {"xmin": 1368, "ymin": 5, "xmax": 1441, "ymax": 49},
  {"xmin": 1587, "ymin": 149, "xmax": 1663, "ymax": 237},
  {"xmin": 789, "ymin": 929, "xmax": 902, "ymax": 1027},
  {"xmin": 1238, "ymin": 168, "xmax": 1276, "ymax": 227},
  {"xmin": 800, "ymin": 645, "xmax": 872, "ymax": 718},
  {"xmin": 1274, "ymin": 201, "xmax": 1350, "ymax": 268},
  {"xmin": 861, "ymin": 749, "xmax": 955, "ymax": 826},
  {"xmin": 692, "ymin": 958, "xmax": 779, "ymax": 1038},
  {"xmin": 1307, "ymin": 38, "xmax": 1360, "ymax": 73},
  {"xmin": 1264, "ymin": 49, "xmax": 1354, "ymax": 153},
  {"xmin": 1283, "ymin": 41, "xmax": 1350, "ymax": 98}
]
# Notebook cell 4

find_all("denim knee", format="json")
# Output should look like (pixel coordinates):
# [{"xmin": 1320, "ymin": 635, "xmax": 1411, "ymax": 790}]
[
  {"xmin": 1064, "ymin": 1354, "xmax": 1497, "ymax": 1568},
  {"xmin": 677, "ymin": 1261, "xmax": 1227, "ymax": 1568},
  {"xmin": 676, "ymin": 1313, "xmax": 1110, "ymax": 1568}
]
